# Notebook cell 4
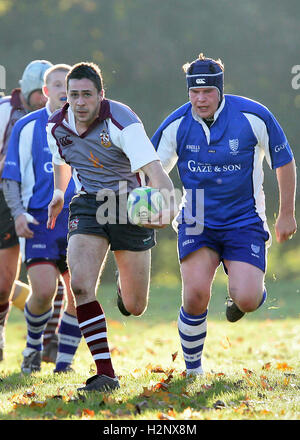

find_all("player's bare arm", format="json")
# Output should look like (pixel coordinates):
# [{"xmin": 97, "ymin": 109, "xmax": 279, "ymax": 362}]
[
  {"xmin": 275, "ymin": 159, "xmax": 297, "ymax": 243},
  {"xmin": 47, "ymin": 162, "xmax": 72, "ymax": 229}
]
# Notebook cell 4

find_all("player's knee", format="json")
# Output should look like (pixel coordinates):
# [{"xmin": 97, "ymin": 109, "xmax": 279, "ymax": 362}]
[
  {"xmin": 70, "ymin": 278, "xmax": 89, "ymax": 299},
  {"xmin": 183, "ymin": 286, "xmax": 210, "ymax": 315},
  {"xmin": 229, "ymin": 287, "xmax": 261, "ymax": 312},
  {"xmin": 125, "ymin": 296, "xmax": 147, "ymax": 316}
]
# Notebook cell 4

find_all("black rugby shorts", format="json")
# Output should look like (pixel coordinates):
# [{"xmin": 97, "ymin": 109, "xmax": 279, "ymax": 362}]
[
  {"xmin": 68, "ymin": 193, "xmax": 156, "ymax": 251},
  {"xmin": 0, "ymin": 189, "xmax": 19, "ymax": 249}
]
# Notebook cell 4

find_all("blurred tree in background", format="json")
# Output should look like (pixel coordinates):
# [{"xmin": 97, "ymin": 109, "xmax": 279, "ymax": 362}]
[{"xmin": 0, "ymin": 0, "xmax": 299, "ymax": 283}]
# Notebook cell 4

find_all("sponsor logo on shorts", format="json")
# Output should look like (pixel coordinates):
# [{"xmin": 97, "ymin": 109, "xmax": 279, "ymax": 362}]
[
  {"xmin": 182, "ymin": 239, "xmax": 195, "ymax": 247},
  {"xmin": 3, "ymin": 232, "xmax": 11, "ymax": 241},
  {"xmin": 251, "ymin": 243, "xmax": 261, "ymax": 258},
  {"xmin": 143, "ymin": 236, "xmax": 152, "ymax": 243},
  {"xmin": 69, "ymin": 217, "xmax": 79, "ymax": 232},
  {"xmin": 32, "ymin": 244, "xmax": 46, "ymax": 249}
]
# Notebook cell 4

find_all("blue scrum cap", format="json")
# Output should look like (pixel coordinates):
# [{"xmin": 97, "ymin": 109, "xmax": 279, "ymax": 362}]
[{"xmin": 185, "ymin": 55, "xmax": 224, "ymax": 102}]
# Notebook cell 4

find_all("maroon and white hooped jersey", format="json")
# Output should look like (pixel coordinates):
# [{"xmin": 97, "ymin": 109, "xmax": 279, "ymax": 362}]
[{"xmin": 47, "ymin": 99, "xmax": 159, "ymax": 195}]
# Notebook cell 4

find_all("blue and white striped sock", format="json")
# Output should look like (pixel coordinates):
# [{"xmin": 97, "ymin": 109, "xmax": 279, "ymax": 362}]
[
  {"xmin": 55, "ymin": 312, "xmax": 81, "ymax": 371},
  {"xmin": 178, "ymin": 306, "xmax": 208, "ymax": 376},
  {"xmin": 24, "ymin": 303, "xmax": 52, "ymax": 353}
]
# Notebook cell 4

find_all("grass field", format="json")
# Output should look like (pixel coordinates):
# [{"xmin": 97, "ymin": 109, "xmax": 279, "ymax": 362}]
[{"xmin": 0, "ymin": 272, "xmax": 300, "ymax": 424}]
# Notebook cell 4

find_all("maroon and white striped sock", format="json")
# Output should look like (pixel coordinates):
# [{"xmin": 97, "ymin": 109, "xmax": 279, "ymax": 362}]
[
  {"xmin": 76, "ymin": 300, "xmax": 115, "ymax": 378},
  {"xmin": 43, "ymin": 281, "xmax": 65, "ymax": 346},
  {"xmin": 0, "ymin": 302, "xmax": 10, "ymax": 328}
]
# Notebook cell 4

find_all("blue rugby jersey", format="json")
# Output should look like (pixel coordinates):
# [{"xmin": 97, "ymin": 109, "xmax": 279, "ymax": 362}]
[
  {"xmin": 2, "ymin": 106, "xmax": 75, "ymax": 210},
  {"xmin": 152, "ymin": 94, "xmax": 293, "ymax": 229}
]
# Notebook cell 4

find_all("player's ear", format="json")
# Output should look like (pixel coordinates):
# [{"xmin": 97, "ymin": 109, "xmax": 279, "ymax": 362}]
[{"xmin": 42, "ymin": 85, "xmax": 49, "ymax": 99}]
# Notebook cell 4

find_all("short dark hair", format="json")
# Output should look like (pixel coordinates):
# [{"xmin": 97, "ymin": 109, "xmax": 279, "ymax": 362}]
[{"xmin": 66, "ymin": 62, "xmax": 103, "ymax": 92}]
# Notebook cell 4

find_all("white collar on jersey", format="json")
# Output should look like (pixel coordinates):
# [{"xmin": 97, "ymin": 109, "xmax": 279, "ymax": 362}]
[
  {"xmin": 67, "ymin": 106, "xmax": 78, "ymax": 134},
  {"xmin": 46, "ymin": 102, "xmax": 52, "ymax": 117}
]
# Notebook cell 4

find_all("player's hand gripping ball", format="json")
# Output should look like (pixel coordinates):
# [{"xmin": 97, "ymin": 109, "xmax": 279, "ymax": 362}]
[{"xmin": 127, "ymin": 186, "xmax": 163, "ymax": 225}]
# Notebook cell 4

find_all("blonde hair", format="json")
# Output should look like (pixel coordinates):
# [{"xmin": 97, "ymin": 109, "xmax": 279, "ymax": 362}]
[
  {"xmin": 182, "ymin": 53, "xmax": 224, "ymax": 74},
  {"xmin": 44, "ymin": 64, "xmax": 72, "ymax": 85}
]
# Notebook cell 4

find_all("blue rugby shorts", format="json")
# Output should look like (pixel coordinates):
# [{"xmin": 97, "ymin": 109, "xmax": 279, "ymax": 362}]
[
  {"xmin": 20, "ymin": 208, "xmax": 69, "ymax": 266},
  {"xmin": 177, "ymin": 221, "xmax": 270, "ymax": 272}
]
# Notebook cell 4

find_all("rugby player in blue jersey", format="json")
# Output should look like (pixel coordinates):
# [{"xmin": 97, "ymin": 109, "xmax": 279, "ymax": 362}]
[
  {"xmin": 2, "ymin": 64, "xmax": 82, "ymax": 374},
  {"xmin": 47, "ymin": 62, "xmax": 177, "ymax": 392},
  {"xmin": 152, "ymin": 53, "xmax": 297, "ymax": 376},
  {"xmin": 0, "ymin": 60, "xmax": 58, "ymax": 363}
]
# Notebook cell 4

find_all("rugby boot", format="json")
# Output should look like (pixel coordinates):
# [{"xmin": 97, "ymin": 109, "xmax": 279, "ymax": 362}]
[
  {"xmin": 77, "ymin": 374, "xmax": 120, "ymax": 392},
  {"xmin": 21, "ymin": 348, "xmax": 41, "ymax": 374},
  {"xmin": 226, "ymin": 298, "xmax": 245, "ymax": 322}
]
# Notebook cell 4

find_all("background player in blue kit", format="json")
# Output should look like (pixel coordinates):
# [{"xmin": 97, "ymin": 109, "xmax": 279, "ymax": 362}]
[
  {"xmin": 0, "ymin": 59, "xmax": 66, "ymax": 363},
  {"xmin": 2, "ymin": 64, "xmax": 81, "ymax": 374},
  {"xmin": 152, "ymin": 53, "xmax": 297, "ymax": 376}
]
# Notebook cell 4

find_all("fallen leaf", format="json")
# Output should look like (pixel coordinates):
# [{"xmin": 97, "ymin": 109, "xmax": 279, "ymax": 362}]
[
  {"xmin": 135, "ymin": 400, "xmax": 148, "ymax": 414},
  {"xmin": 140, "ymin": 387, "xmax": 153, "ymax": 398},
  {"xmin": 220, "ymin": 336, "xmax": 231, "ymax": 349},
  {"xmin": 24, "ymin": 389, "xmax": 36, "ymax": 398},
  {"xmin": 201, "ymin": 384, "xmax": 213, "ymax": 390},
  {"xmin": 260, "ymin": 375, "xmax": 273, "ymax": 391},
  {"xmin": 262, "ymin": 362, "xmax": 271, "ymax": 370},
  {"xmin": 146, "ymin": 348, "xmax": 156, "ymax": 355},
  {"xmin": 110, "ymin": 346, "xmax": 122, "ymax": 356},
  {"xmin": 172, "ymin": 351, "xmax": 178, "ymax": 362},
  {"xmin": 81, "ymin": 408, "xmax": 95, "ymax": 418},
  {"xmin": 55, "ymin": 407, "xmax": 69, "ymax": 417},
  {"xmin": 276, "ymin": 362, "xmax": 293, "ymax": 371},
  {"xmin": 151, "ymin": 366, "xmax": 165, "ymax": 373},
  {"xmin": 157, "ymin": 411, "xmax": 175, "ymax": 420},
  {"xmin": 243, "ymin": 368, "xmax": 254, "ymax": 376},
  {"xmin": 108, "ymin": 320, "xmax": 123, "ymax": 329},
  {"xmin": 30, "ymin": 401, "xmax": 47, "ymax": 408},
  {"xmin": 167, "ymin": 408, "xmax": 177, "ymax": 418},
  {"xmin": 152, "ymin": 382, "xmax": 169, "ymax": 391},
  {"xmin": 260, "ymin": 409, "xmax": 272, "ymax": 415}
]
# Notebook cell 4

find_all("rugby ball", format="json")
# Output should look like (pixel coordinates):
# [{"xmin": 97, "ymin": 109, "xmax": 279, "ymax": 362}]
[{"xmin": 127, "ymin": 186, "xmax": 163, "ymax": 225}]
